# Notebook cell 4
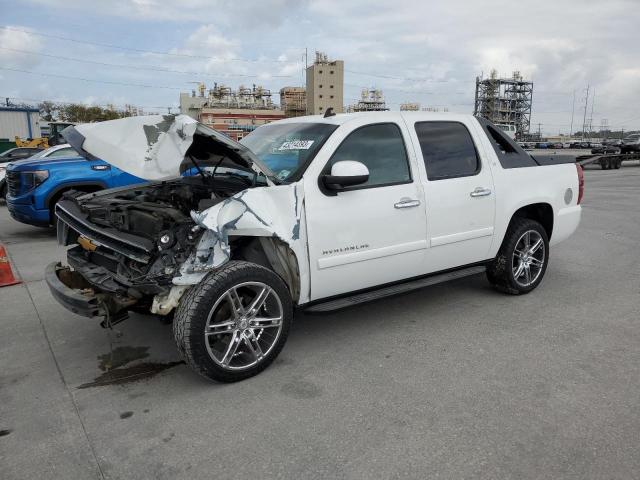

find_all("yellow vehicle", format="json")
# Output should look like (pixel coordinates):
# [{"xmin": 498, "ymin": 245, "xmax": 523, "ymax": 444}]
[
  {"xmin": 14, "ymin": 136, "xmax": 49, "ymax": 148},
  {"xmin": 14, "ymin": 122, "xmax": 75, "ymax": 149}
]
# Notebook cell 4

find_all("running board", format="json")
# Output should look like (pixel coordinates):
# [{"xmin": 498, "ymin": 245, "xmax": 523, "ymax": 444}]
[{"xmin": 304, "ymin": 265, "xmax": 486, "ymax": 313}]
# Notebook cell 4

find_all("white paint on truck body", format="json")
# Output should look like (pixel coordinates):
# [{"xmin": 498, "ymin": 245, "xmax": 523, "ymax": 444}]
[{"xmin": 69, "ymin": 112, "xmax": 582, "ymax": 306}]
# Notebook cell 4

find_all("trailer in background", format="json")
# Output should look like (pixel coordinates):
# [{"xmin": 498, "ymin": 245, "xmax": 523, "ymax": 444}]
[{"xmin": 576, "ymin": 152, "xmax": 640, "ymax": 170}]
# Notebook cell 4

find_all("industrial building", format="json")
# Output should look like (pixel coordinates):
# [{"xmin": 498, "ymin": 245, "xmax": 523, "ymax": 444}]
[
  {"xmin": 306, "ymin": 51, "xmax": 344, "ymax": 114},
  {"xmin": 400, "ymin": 102, "xmax": 420, "ymax": 111},
  {"xmin": 347, "ymin": 88, "xmax": 389, "ymax": 112},
  {"xmin": 0, "ymin": 106, "xmax": 41, "ymax": 140},
  {"xmin": 280, "ymin": 87, "xmax": 307, "ymax": 117},
  {"xmin": 473, "ymin": 70, "xmax": 533, "ymax": 139},
  {"xmin": 179, "ymin": 82, "xmax": 284, "ymax": 141},
  {"xmin": 199, "ymin": 108, "xmax": 285, "ymax": 141}
]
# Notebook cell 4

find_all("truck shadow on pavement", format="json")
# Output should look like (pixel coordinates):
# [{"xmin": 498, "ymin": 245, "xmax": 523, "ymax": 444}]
[{"xmin": 74, "ymin": 276, "xmax": 491, "ymax": 389}]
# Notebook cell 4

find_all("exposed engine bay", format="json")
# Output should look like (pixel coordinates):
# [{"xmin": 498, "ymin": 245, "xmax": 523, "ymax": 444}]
[
  {"xmin": 56, "ymin": 174, "xmax": 255, "ymax": 314},
  {"xmin": 49, "ymin": 114, "xmax": 306, "ymax": 324}
]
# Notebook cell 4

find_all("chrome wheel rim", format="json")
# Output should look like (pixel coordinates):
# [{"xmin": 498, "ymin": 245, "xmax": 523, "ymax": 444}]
[
  {"xmin": 204, "ymin": 282, "xmax": 283, "ymax": 371},
  {"xmin": 512, "ymin": 230, "xmax": 545, "ymax": 287}
]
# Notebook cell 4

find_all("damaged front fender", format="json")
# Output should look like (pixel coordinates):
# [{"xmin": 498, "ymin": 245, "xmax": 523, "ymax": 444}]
[{"xmin": 172, "ymin": 182, "xmax": 309, "ymax": 303}]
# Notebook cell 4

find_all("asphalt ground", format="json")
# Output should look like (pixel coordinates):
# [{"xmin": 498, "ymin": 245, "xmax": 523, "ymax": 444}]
[{"xmin": 1, "ymin": 163, "xmax": 639, "ymax": 479}]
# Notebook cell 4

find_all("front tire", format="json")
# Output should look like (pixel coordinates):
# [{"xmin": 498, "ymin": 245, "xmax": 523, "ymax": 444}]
[
  {"xmin": 173, "ymin": 261, "xmax": 292, "ymax": 383},
  {"xmin": 486, "ymin": 218, "xmax": 549, "ymax": 295}
]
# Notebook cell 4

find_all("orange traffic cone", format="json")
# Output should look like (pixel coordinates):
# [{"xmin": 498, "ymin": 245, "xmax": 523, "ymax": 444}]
[{"xmin": 0, "ymin": 244, "xmax": 21, "ymax": 287}]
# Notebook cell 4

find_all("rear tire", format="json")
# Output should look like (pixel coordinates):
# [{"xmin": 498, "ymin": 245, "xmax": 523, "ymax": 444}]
[
  {"xmin": 486, "ymin": 218, "xmax": 549, "ymax": 295},
  {"xmin": 173, "ymin": 261, "xmax": 292, "ymax": 383}
]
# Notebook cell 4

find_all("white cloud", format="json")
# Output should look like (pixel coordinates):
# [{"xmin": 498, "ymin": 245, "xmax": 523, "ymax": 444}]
[
  {"xmin": 0, "ymin": 26, "xmax": 43, "ymax": 69},
  {"xmin": 25, "ymin": 0, "xmax": 307, "ymax": 26},
  {"xmin": 4, "ymin": 0, "xmax": 640, "ymax": 132}
]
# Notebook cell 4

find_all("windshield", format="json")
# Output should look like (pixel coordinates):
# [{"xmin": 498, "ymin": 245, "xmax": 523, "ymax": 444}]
[{"xmin": 240, "ymin": 123, "xmax": 338, "ymax": 182}]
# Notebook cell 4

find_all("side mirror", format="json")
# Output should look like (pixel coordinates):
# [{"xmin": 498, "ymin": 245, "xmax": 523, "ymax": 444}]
[{"xmin": 322, "ymin": 161, "xmax": 369, "ymax": 191}]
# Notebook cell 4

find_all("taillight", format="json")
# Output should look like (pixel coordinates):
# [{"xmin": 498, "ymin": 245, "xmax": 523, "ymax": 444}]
[{"xmin": 576, "ymin": 163, "xmax": 584, "ymax": 204}]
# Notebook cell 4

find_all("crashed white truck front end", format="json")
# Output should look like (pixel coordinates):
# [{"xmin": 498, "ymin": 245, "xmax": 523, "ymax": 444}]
[
  {"xmin": 57, "ymin": 114, "xmax": 309, "ymax": 316},
  {"xmin": 155, "ymin": 182, "xmax": 309, "ymax": 313}
]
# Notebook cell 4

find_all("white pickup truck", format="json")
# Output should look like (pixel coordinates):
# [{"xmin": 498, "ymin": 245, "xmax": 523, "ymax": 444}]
[{"xmin": 46, "ymin": 112, "xmax": 583, "ymax": 382}]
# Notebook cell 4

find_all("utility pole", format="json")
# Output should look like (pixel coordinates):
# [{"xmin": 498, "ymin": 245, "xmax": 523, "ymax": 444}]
[
  {"xmin": 303, "ymin": 47, "xmax": 308, "ymax": 86},
  {"xmin": 537, "ymin": 122, "xmax": 542, "ymax": 140},
  {"xmin": 589, "ymin": 88, "xmax": 596, "ymax": 137},
  {"xmin": 569, "ymin": 90, "xmax": 576, "ymax": 138},
  {"xmin": 581, "ymin": 84, "xmax": 590, "ymax": 141}
]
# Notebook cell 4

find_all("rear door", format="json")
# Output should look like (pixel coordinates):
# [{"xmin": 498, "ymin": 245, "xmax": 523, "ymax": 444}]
[
  {"xmin": 407, "ymin": 119, "xmax": 496, "ymax": 272},
  {"xmin": 304, "ymin": 117, "xmax": 428, "ymax": 300}
]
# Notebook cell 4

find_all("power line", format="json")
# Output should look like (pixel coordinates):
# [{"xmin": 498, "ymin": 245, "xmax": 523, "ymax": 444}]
[
  {"xmin": 6, "ymin": 96, "xmax": 175, "ymax": 111},
  {"xmin": 0, "ymin": 47, "xmax": 295, "ymax": 78},
  {"xmin": 0, "ymin": 67, "xmax": 187, "ymax": 90},
  {"xmin": 0, "ymin": 26, "xmax": 294, "ymax": 64}
]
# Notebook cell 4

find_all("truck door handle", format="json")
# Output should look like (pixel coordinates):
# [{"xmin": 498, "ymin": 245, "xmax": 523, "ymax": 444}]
[
  {"xmin": 470, "ymin": 187, "xmax": 492, "ymax": 197},
  {"xmin": 394, "ymin": 198, "xmax": 421, "ymax": 209}
]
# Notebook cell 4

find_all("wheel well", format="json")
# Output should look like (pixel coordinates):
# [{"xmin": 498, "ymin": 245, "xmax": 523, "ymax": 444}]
[
  {"xmin": 48, "ymin": 185, "xmax": 104, "ymax": 211},
  {"xmin": 511, "ymin": 203, "xmax": 554, "ymax": 239},
  {"xmin": 230, "ymin": 237, "xmax": 301, "ymax": 303}
]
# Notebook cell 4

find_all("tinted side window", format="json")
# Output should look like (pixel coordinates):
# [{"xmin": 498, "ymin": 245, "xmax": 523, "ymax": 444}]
[
  {"xmin": 328, "ymin": 123, "xmax": 411, "ymax": 187},
  {"xmin": 415, "ymin": 122, "xmax": 479, "ymax": 180}
]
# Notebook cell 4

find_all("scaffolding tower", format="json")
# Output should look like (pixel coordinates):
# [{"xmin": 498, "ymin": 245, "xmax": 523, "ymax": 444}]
[{"xmin": 473, "ymin": 70, "xmax": 533, "ymax": 139}]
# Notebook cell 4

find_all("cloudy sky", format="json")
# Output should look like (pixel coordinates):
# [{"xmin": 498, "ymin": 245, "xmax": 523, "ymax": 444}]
[{"xmin": 1, "ymin": 0, "xmax": 638, "ymax": 134}]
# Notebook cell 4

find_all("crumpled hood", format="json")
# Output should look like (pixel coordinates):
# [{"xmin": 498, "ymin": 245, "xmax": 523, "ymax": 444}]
[{"xmin": 62, "ymin": 114, "xmax": 275, "ymax": 182}]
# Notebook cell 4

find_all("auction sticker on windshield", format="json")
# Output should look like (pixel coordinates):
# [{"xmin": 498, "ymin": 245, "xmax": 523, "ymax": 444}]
[{"xmin": 278, "ymin": 140, "xmax": 314, "ymax": 150}]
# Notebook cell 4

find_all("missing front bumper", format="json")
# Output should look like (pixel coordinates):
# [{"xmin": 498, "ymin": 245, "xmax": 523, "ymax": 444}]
[
  {"xmin": 45, "ymin": 262, "xmax": 106, "ymax": 318},
  {"xmin": 45, "ymin": 262, "xmax": 137, "ymax": 324}
]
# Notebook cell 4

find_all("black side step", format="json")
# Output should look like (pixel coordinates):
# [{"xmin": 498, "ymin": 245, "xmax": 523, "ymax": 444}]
[{"xmin": 304, "ymin": 265, "xmax": 486, "ymax": 313}]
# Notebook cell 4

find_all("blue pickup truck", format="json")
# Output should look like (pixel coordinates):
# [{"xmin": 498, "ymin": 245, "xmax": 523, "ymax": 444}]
[{"xmin": 5, "ymin": 148, "xmax": 144, "ymax": 227}]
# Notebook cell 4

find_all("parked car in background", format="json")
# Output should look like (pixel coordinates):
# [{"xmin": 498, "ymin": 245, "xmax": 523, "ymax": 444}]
[
  {"xmin": 1, "ymin": 144, "xmax": 81, "ymax": 199},
  {"xmin": 621, "ymin": 134, "xmax": 640, "ymax": 154},
  {"xmin": 0, "ymin": 146, "xmax": 44, "ymax": 161},
  {"xmin": 591, "ymin": 143, "xmax": 621, "ymax": 154},
  {"xmin": 5, "ymin": 150, "xmax": 144, "ymax": 227},
  {"xmin": 46, "ymin": 113, "xmax": 582, "ymax": 382}
]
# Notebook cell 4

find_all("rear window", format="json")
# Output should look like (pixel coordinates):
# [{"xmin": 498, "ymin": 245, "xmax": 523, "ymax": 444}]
[{"xmin": 414, "ymin": 121, "xmax": 479, "ymax": 180}]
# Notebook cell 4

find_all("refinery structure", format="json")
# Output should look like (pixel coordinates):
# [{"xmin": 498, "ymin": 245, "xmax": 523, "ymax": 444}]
[
  {"xmin": 473, "ymin": 70, "xmax": 533, "ymax": 139},
  {"xmin": 179, "ymin": 83, "xmax": 284, "ymax": 141},
  {"xmin": 178, "ymin": 52, "xmax": 536, "ymax": 142},
  {"xmin": 347, "ymin": 88, "xmax": 389, "ymax": 112},
  {"xmin": 280, "ymin": 87, "xmax": 307, "ymax": 118}
]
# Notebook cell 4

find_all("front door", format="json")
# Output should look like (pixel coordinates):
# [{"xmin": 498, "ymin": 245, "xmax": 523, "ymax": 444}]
[{"xmin": 304, "ymin": 118, "xmax": 428, "ymax": 301}]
